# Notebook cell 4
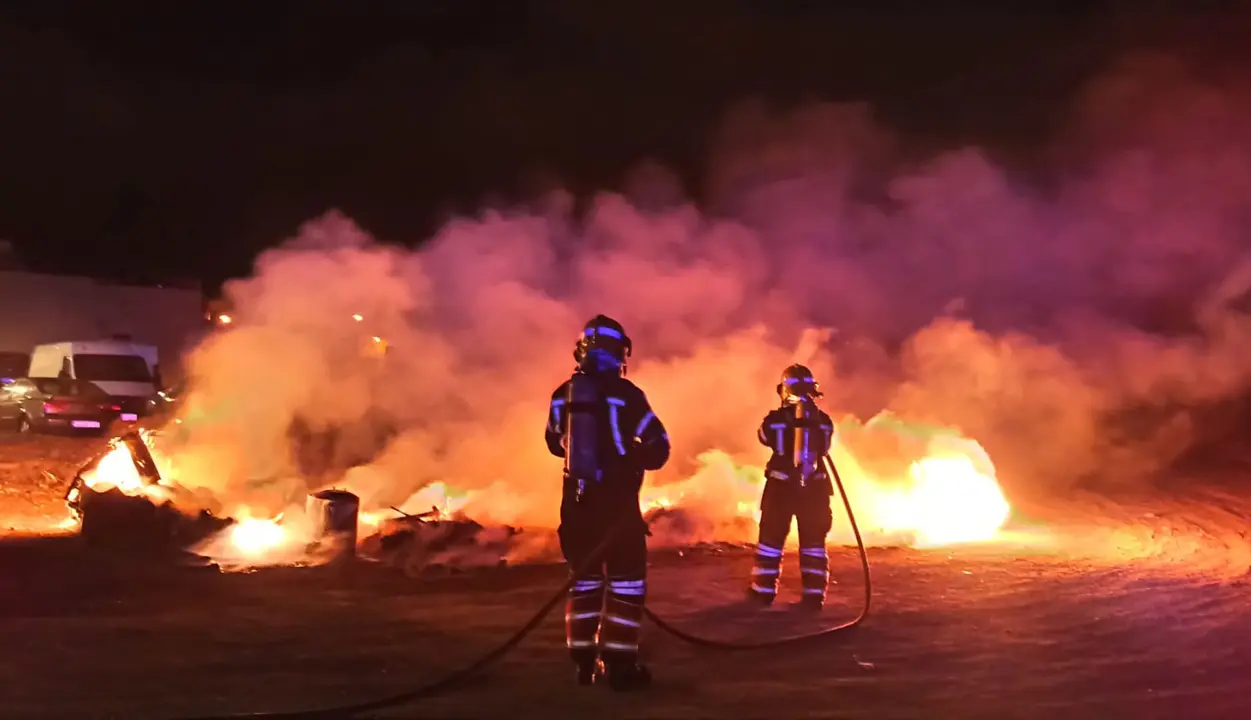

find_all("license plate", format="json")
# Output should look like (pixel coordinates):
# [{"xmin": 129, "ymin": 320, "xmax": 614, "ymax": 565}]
[
  {"xmin": 121, "ymin": 413, "xmax": 138, "ymax": 422},
  {"xmin": 71, "ymin": 420, "xmax": 101, "ymax": 429}
]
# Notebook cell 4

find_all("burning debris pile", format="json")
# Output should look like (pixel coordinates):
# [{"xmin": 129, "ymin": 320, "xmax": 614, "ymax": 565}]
[
  {"xmin": 65, "ymin": 432, "xmax": 229, "ymax": 555},
  {"xmin": 57, "ymin": 403, "xmax": 1018, "ymax": 574},
  {"xmin": 59, "ymin": 430, "xmax": 547, "ymax": 573},
  {"xmin": 49, "ymin": 299, "xmax": 1018, "ymax": 571}
]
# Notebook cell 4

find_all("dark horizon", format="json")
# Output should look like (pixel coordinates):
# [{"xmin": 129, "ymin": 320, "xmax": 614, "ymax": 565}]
[{"xmin": 0, "ymin": 2, "xmax": 1246, "ymax": 293}]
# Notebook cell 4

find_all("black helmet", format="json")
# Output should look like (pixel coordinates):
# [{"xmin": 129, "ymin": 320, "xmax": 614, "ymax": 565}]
[
  {"xmin": 777, "ymin": 363, "xmax": 822, "ymax": 402},
  {"xmin": 574, "ymin": 314, "xmax": 632, "ymax": 371}
]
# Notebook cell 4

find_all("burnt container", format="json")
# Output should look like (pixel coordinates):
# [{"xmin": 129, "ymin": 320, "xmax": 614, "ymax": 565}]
[
  {"xmin": 306, "ymin": 489, "xmax": 360, "ymax": 563},
  {"xmin": 78, "ymin": 485, "xmax": 180, "ymax": 550}
]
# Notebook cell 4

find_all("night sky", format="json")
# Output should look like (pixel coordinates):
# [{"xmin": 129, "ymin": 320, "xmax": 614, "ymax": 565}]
[{"xmin": 0, "ymin": 1, "xmax": 1242, "ymax": 293}]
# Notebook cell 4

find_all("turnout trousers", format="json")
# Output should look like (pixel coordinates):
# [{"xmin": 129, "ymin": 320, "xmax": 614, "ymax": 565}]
[
  {"xmin": 558, "ymin": 504, "xmax": 648, "ymax": 670},
  {"xmin": 750, "ymin": 475, "xmax": 834, "ymax": 604}
]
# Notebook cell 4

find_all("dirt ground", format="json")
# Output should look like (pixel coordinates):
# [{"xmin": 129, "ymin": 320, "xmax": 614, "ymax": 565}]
[
  {"xmin": 0, "ymin": 433, "xmax": 106, "ymax": 532},
  {"xmin": 2, "ymin": 434, "xmax": 1251, "ymax": 719}
]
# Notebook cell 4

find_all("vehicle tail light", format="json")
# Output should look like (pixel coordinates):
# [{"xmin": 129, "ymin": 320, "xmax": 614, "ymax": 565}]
[
  {"xmin": 101, "ymin": 404, "xmax": 121, "ymax": 412},
  {"xmin": 43, "ymin": 399, "xmax": 71, "ymax": 414}
]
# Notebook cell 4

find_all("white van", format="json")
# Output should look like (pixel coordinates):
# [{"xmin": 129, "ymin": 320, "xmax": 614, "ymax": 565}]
[{"xmin": 28, "ymin": 340, "xmax": 160, "ymax": 400}]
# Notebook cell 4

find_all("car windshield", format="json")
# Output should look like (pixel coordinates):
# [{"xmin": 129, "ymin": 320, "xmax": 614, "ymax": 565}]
[
  {"xmin": 32, "ymin": 378, "xmax": 109, "ymax": 398},
  {"xmin": 73, "ymin": 354, "xmax": 152, "ymax": 383}
]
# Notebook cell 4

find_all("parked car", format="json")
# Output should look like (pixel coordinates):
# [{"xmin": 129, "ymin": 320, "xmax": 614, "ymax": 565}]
[
  {"xmin": 0, "ymin": 351, "xmax": 29, "ymax": 383},
  {"xmin": 0, "ymin": 377, "xmax": 123, "ymax": 435}
]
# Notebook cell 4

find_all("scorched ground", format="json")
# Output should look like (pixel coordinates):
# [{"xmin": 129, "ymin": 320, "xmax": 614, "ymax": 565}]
[{"xmin": 2, "ymin": 434, "xmax": 1251, "ymax": 719}]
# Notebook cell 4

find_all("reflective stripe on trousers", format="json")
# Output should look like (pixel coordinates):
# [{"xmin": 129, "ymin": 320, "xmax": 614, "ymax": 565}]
[
  {"xmin": 565, "ymin": 576, "xmax": 647, "ymax": 658},
  {"xmin": 566, "ymin": 578, "xmax": 603, "ymax": 656},
  {"xmin": 598, "ymin": 577, "xmax": 646, "ymax": 657},
  {"xmin": 799, "ymin": 545, "xmax": 829, "ymax": 597},
  {"xmin": 750, "ymin": 542, "xmax": 783, "ymax": 595}
]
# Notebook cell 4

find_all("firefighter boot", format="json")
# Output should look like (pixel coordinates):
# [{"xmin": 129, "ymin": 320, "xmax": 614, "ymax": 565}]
[
  {"xmin": 603, "ymin": 658, "xmax": 652, "ymax": 692},
  {"xmin": 599, "ymin": 578, "xmax": 649, "ymax": 690},
  {"xmin": 746, "ymin": 587, "xmax": 775, "ymax": 606},
  {"xmin": 575, "ymin": 657, "xmax": 604, "ymax": 686}
]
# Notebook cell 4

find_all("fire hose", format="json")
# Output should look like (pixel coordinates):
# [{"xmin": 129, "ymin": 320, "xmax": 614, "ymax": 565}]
[{"xmin": 179, "ymin": 453, "xmax": 870, "ymax": 720}]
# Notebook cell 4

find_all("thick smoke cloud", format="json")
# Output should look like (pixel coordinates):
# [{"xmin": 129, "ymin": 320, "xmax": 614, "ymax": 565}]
[{"xmin": 157, "ymin": 52, "xmax": 1251, "ymax": 538}]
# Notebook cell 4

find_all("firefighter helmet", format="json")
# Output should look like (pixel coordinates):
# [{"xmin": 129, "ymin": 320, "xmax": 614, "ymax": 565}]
[
  {"xmin": 777, "ymin": 363, "xmax": 822, "ymax": 402},
  {"xmin": 574, "ymin": 314, "xmax": 632, "ymax": 370}
]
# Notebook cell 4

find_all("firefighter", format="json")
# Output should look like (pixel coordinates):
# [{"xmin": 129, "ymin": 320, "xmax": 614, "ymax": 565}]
[
  {"xmin": 545, "ymin": 315, "xmax": 671, "ymax": 691},
  {"xmin": 749, "ymin": 363, "xmax": 837, "ymax": 610}
]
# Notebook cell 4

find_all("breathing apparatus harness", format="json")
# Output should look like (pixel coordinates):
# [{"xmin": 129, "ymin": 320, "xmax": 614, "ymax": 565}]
[{"xmin": 182, "ymin": 347, "xmax": 872, "ymax": 720}]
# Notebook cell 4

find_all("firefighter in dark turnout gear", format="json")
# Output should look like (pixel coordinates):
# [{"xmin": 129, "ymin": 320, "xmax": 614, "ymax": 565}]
[
  {"xmin": 545, "ymin": 315, "xmax": 671, "ymax": 691},
  {"xmin": 749, "ymin": 364, "xmax": 837, "ymax": 610}
]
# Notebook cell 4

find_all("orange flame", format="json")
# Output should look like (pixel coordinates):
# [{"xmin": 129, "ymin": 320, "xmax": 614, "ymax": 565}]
[
  {"xmin": 634, "ymin": 420, "xmax": 1011, "ymax": 549},
  {"xmin": 73, "ymin": 407, "xmax": 1012, "ymax": 567},
  {"xmin": 227, "ymin": 511, "xmax": 290, "ymax": 557},
  {"xmin": 79, "ymin": 434, "xmax": 176, "ymax": 505},
  {"xmin": 889, "ymin": 455, "xmax": 1010, "ymax": 546}
]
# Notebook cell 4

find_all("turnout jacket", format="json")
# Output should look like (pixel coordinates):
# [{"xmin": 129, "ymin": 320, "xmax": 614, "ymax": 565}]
[
  {"xmin": 546, "ymin": 371, "xmax": 670, "ymax": 493},
  {"xmin": 757, "ymin": 401, "xmax": 836, "ymax": 492}
]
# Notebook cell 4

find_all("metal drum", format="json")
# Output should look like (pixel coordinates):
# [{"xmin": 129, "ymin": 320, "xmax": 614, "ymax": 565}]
[{"xmin": 306, "ymin": 489, "xmax": 360, "ymax": 563}]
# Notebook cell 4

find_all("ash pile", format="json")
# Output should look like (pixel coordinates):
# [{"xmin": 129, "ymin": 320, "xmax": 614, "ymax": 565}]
[
  {"xmin": 642, "ymin": 505, "xmax": 756, "ymax": 555},
  {"xmin": 359, "ymin": 509, "xmax": 559, "ymax": 576}
]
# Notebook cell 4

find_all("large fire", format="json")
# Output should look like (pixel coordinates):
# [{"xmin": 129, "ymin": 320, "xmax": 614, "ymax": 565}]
[
  {"xmin": 69, "ymin": 412, "xmax": 1012, "ymax": 567},
  {"xmin": 633, "ymin": 422, "xmax": 1012, "ymax": 550}
]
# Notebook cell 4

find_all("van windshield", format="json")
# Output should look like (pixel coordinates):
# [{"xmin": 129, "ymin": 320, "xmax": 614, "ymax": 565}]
[{"xmin": 73, "ymin": 354, "xmax": 153, "ymax": 383}]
